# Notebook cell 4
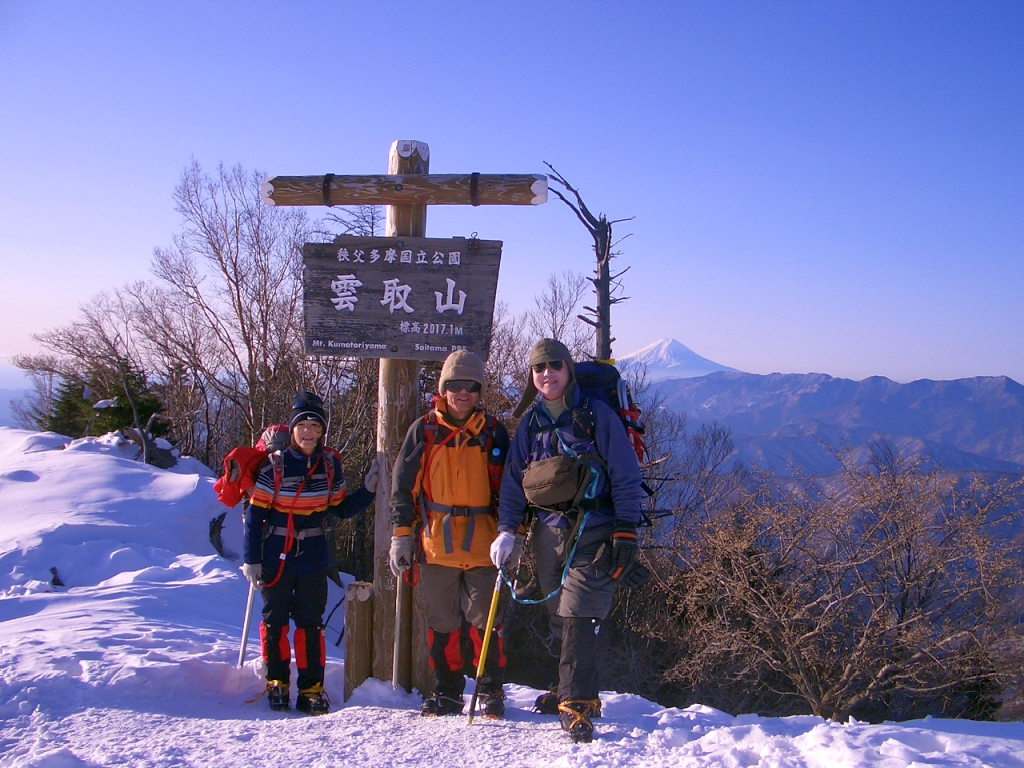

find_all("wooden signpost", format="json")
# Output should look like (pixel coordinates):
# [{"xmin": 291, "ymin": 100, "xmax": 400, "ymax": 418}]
[
  {"xmin": 302, "ymin": 235, "xmax": 503, "ymax": 361},
  {"xmin": 263, "ymin": 140, "xmax": 546, "ymax": 700}
]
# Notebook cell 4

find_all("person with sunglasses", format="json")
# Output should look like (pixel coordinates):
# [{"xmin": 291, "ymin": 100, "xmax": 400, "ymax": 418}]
[
  {"xmin": 388, "ymin": 350, "xmax": 511, "ymax": 718},
  {"xmin": 491, "ymin": 338, "xmax": 643, "ymax": 743}
]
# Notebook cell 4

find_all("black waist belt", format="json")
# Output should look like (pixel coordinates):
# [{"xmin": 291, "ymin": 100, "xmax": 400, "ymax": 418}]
[
  {"xmin": 269, "ymin": 526, "xmax": 324, "ymax": 540},
  {"xmin": 423, "ymin": 501, "xmax": 493, "ymax": 555},
  {"xmin": 530, "ymin": 499, "xmax": 612, "ymax": 516}
]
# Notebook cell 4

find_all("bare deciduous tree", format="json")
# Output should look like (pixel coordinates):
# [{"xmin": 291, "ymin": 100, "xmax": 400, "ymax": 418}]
[
  {"xmin": 145, "ymin": 161, "xmax": 314, "ymax": 448},
  {"xmin": 16, "ymin": 290, "xmax": 168, "ymax": 462},
  {"xmin": 526, "ymin": 270, "xmax": 591, "ymax": 358},
  {"xmin": 642, "ymin": 445, "xmax": 1024, "ymax": 720},
  {"xmin": 318, "ymin": 205, "xmax": 385, "ymax": 239}
]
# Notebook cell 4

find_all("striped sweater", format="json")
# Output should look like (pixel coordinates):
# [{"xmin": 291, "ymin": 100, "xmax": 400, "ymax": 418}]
[{"xmin": 243, "ymin": 447, "xmax": 373, "ymax": 574}]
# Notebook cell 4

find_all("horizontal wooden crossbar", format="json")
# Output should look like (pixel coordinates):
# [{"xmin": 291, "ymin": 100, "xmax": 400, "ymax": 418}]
[{"xmin": 262, "ymin": 173, "xmax": 548, "ymax": 207}]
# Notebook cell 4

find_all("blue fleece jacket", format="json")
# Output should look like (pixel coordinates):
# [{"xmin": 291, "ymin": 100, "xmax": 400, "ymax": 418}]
[{"xmin": 497, "ymin": 383, "xmax": 643, "ymax": 532}]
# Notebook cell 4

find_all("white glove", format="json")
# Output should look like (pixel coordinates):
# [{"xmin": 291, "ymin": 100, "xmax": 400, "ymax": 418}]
[
  {"xmin": 363, "ymin": 457, "xmax": 381, "ymax": 494},
  {"xmin": 389, "ymin": 535, "xmax": 414, "ymax": 577},
  {"xmin": 241, "ymin": 562, "xmax": 262, "ymax": 589},
  {"xmin": 490, "ymin": 531, "xmax": 516, "ymax": 568}
]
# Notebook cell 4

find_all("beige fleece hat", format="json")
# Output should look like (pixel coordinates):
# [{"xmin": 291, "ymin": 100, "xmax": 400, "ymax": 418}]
[
  {"xmin": 512, "ymin": 338, "xmax": 575, "ymax": 418},
  {"xmin": 438, "ymin": 350, "xmax": 488, "ymax": 399}
]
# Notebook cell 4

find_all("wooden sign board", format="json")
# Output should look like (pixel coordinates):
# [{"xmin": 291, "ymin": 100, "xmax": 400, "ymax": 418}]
[{"xmin": 303, "ymin": 236, "xmax": 502, "ymax": 361}]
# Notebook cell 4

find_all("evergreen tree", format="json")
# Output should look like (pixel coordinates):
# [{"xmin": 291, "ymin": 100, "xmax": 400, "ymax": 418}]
[
  {"xmin": 42, "ymin": 363, "xmax": 167, "ymax": 440},
  {"xmin": 44, "ymin": 376, "xmax": 92, "ymax": 437},
  {"xmin": 88, "ymin": 363, "xmax": 167, "ymax": 437}
]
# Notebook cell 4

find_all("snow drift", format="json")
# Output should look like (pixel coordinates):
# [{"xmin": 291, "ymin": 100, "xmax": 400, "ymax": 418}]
[{"xmin": 1, "ymin": 426, "xmax": 1023, "ymax": 767}]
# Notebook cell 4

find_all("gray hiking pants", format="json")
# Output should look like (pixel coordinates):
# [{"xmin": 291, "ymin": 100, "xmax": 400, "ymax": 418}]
[
  {"xmin": 534, "ymin": 520, "xmax": 616, "ymax": 640},
  {"xmin": 534, "ymin": 519, "xmax": 616, "ymax": 702},
  {"xmin": 418, "ymin": 563, "xmax": 503, "ymax": 632},
  {"xmin": 419, "ymin": 563, "xmax": 506, "ymax": 695}
]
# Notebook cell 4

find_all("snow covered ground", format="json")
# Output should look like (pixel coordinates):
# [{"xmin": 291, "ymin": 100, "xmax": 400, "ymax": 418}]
[{"xmin": 2, "ymin": 426, "xmax": 1024, "ymax": 768}]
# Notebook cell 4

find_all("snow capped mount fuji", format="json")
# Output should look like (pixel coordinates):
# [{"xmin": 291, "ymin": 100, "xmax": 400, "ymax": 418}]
[{"xmin": 619, "ymin": 338, "xmax": 739, "ymax": 380}]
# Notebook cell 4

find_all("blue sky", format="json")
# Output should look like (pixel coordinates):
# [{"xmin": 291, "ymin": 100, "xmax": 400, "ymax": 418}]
[{"xmin": 1, "ymin": 1, "xmax": 1021, "ymax": 385}]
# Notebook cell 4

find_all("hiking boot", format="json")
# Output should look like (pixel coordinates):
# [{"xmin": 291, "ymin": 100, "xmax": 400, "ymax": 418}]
[
  {"xmin": 420, "ymin": 691, "xmax": 464, "ymax": 716},
  {"xmin": 536, "ymin": 690, "xmax": 601, "ymax": 718},
  {"xmin": 267, "ymin": 680, "xmax": 289, "ymax": 711},
  {"xmin": 296, "ymin": 683, "xmax": 330, "ymax": 716},
  {"xmin": 558, "ymin": 700, "xmax": 595, "ymax": 744},
  {"xmin": 481, "ymin": 690, "xmax": 506, "ymax": 719},
  {"xmin": 534, "ymin": 690, "xmax": 558, "ymax": 715}
]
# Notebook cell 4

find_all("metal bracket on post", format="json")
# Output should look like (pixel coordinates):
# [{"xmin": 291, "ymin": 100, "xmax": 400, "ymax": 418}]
[
  {"xmin": 470, "ymin": 172, "xmax": 480, "ymax": 206},
  {"xmin": 322, "ymin": 173, "xmax": 335, "ymax": 207}
]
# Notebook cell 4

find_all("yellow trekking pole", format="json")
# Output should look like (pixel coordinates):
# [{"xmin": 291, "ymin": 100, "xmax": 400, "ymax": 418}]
[{"xmin": 467, "ymin": 570, "xmax": 504, "ymax": 724}]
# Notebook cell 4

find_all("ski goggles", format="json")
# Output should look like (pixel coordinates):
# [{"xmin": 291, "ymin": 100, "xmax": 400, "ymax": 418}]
[{"xmin": 445, "ymin": 380, "xmax": 481, "ymax": 394}]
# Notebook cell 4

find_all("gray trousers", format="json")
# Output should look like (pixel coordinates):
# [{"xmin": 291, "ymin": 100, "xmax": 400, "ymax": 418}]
[
  {"xmin": 419, "ymin": 563, "xmax": 506, "ymax": 695},
  {"xmin": 419, "ymin": 563, "xmax": 502, "ymax": 632},
  {"xmin": 535, "ymin": 520, "xmax": 616, "ymax": 633},
  {"xmin": 534, "ymin": 519, "xmax": 616, "ymax": 702}
]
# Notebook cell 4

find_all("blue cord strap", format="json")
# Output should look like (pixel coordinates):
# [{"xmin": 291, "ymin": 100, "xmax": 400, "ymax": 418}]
[{"xmin": 501, "ymin": 512, "xmax": 590, "ymax": 605}]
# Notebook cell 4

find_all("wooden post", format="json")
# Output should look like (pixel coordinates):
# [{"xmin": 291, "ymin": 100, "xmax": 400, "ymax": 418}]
[
  {"xmin": 343, "ymin": 581, "xmax": 373, "ymax": 702},
  {"xmin": 372, "ymin": 140, "xmax": 429, "ymax": 693}
]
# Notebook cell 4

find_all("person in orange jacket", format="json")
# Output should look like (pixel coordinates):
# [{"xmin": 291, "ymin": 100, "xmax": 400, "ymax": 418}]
[{"xmin": 388, "ymin": 351, "xmax": 512, "ymax": 718}]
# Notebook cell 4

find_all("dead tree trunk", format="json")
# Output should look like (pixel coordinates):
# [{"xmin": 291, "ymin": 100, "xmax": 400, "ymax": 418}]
[{"xmin": 545, "ymin": 164, "xmax": 632, "ymax": 361}]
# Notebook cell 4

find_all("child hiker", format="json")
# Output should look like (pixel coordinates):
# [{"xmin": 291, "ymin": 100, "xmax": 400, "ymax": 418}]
[{"xmin": 241, "ymin": 391, "xmax": 379, "ymax": 715}]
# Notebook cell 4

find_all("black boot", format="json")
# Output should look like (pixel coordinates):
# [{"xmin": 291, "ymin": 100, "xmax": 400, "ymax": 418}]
[
  {"xmin": 480, "ymin": 688, "xmax": 506, "ymax": 719},
  {"xmin": 266, "ymin": 680, "xmax": 289, "ymax": 711},
  {"xmin": 534, "ymin": 689, "xmax": 558, "ymax": 715},
  {"xmin": 559, "ymin": 700, "xmax": 595, "ymax": 743},
  {"xmin": 296, "ymin": 683, "xmax": 330, "ymax": 715},
  {"xmin": 421, "ymin": 691, "xmax": 464, "ymax": 716}
]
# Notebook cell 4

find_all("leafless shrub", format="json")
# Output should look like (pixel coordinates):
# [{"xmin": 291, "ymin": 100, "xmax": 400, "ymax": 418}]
[{"xmin": 638, "ymin": 444, "xmax": 1024, "ymax": 720}]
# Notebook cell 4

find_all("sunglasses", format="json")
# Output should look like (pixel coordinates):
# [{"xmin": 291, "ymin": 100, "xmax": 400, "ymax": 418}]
[
  {"xmin": 445, "ymin": 380, "xmax": 481, "ymax": 394},
  {"xmin": 531, "ymin": 360, "xmax": 565, "ymax": 374}
]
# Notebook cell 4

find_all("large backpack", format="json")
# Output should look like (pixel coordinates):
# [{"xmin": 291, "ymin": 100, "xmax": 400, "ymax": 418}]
[
  {"xmin": 573, "ymin": 360, "xmax": 650, "ymax": 466},
  {"xmin": 213, "ymin": 424, "xmax": 336, "ymax": 508}
]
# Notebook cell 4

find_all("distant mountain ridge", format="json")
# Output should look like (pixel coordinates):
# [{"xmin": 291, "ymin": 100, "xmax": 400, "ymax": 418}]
[
  {"xmin": 652, "ymin": 370, "xmax": 1024, "ymax": 476},
  {"xmin": 619, "ymin": 338, "xmax": 739, "ymax": 380}
]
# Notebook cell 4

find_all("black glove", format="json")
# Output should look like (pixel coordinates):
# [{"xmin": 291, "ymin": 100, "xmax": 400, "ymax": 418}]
[
  {"xmin": 617, "ymin": 560, "xmax": 651, "ymax": 589},
  {"xmin": 609, "ymin": 521, "xmax": 638, "ymax": 580}
]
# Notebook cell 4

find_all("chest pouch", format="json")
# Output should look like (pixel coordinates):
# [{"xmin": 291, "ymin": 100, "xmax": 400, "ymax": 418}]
[{"xmin": 522, "ymin": 454, "xmax": 593, "ymax": 512}]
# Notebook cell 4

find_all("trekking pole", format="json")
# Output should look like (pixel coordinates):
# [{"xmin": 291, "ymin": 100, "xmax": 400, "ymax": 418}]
[
  {"xmin": 236, "ymin": 581, "xmax": 257, "ymax": 669},
  {"xmin": 467, "ymin": 570, "xmax": 504, "ymax": 724},
  {"xmin": 391, "ymin": 577, "xmax": 403, "ymax": 692}
]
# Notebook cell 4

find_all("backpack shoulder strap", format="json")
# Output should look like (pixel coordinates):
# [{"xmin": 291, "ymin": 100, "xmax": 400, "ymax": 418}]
[
  {"xmin": 321, "ymin": 447, "xmax": 337, "ymax": 498},
  {"xmin": 570, "ymin": 397, "xmax": 596, "ymax": 442},
  {"xmin": 483, "ymin": 413, "xmax": 497, "ymax": 452},
  {"xmin": 423, "ymin": 410, "xmax": 439, "ymax": 453},
  {"xmin": 483, "ymin": 413, "xmax": 504, "ymax": 497},
  {"xmin": 269, "ymin": 451, "xmax": 284, "ymax": 506}
]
